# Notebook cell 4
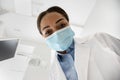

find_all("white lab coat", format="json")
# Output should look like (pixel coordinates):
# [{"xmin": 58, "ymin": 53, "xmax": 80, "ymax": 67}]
[{"xmin": 49, "ymin": 32, "xmax": 120, "ymax": 80}]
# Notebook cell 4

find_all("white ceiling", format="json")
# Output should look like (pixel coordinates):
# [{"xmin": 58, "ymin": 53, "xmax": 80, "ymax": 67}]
[
  {"xmin": 0, "ymin": 0, "xmax": 96, "ymax": 42},
  {"xmin": 36, "ymin": 0, "xmax": 96, "ymax": 25},
  {"xmin": 0, "ymin": 0, "xmax": 96, "ymax": 25}
]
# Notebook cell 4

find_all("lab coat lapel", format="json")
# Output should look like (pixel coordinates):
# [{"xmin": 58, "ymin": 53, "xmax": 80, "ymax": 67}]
[{"xmin": 74, "ymin": 38, "xmax": 90, "ymax": 80}]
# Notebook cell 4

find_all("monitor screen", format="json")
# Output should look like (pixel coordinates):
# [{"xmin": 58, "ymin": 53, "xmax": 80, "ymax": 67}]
[{"xmin": 0, "ymin": 39, "xmax": 19, "ymax": 61}]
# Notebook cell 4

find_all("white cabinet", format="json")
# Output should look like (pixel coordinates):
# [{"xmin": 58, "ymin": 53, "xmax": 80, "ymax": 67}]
[{"xmin": 0, "ymin": 12, "xmax": 43, "ymax": 42}]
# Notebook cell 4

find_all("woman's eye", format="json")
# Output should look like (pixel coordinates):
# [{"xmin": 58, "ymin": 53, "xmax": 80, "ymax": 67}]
[
  {"xmin": 45, "ymin": 30, "xmax": 52, "ymax": 36},
  {"xmin": 60, "ymin": 23, "xmax": 66, "ymax": 28}
]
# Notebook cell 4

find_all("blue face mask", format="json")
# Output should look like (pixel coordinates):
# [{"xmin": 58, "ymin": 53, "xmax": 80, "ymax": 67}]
[{"xmin": 45, "ymin": 26, "xmax": 75, "ymax": 51}]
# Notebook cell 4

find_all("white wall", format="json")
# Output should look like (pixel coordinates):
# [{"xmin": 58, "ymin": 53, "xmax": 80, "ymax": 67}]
[
  {"xmin": 82, "ymin": 0, "xmax": 120, "ymax": 39},
  {"xmin": 0, "ymin": 23, "xmax": 4, "ymax": 38},
  {"xmin": 0, "ymin": 0, "xmax": 15, "ymax": 12},
  {"xmin": 14, "ymin": 0, "xmax": 32, "ymax": 16}
]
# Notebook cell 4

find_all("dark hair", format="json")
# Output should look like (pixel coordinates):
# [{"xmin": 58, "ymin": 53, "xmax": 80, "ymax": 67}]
[{"xmin": 37, "ymin": 6, "xmax": 69, "ymax": 35}]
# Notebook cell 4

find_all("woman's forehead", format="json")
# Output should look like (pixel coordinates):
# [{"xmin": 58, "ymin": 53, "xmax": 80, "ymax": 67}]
[{"xmin": 40, "ymin": 12, "xmax": 65, "ymax": 26}]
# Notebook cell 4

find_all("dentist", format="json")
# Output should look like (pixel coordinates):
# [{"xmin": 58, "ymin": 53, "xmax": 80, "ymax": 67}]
[{"xmin": 37, "ymin": 6, "xmax": 120, "ymax": 80}]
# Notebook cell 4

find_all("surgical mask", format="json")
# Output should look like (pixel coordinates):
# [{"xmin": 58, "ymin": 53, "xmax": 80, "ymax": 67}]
[{"xmin": 45, "ymin": 26, "xmax": 75, "ymax": 51}]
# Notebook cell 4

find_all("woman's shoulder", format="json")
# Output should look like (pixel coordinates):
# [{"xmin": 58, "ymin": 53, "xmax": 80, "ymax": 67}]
[{"xmin": 74, "ymin": 32, "xmax": 113, "ymax": 43}]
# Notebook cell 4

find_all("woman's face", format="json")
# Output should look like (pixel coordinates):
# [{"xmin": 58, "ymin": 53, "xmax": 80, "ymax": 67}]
[{"xmin": 40, "ymin": 12, "xmax": 69, "ymax": 38}]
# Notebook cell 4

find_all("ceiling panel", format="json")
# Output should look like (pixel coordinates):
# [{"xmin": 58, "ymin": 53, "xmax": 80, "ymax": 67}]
[{"xmin": 32, "ymin": 0, "xmax": 96, "ymax": 25}]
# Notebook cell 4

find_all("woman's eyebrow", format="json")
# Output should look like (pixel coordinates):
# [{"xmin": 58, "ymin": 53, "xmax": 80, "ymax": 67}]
[
  {"xmin": 56, "ymin": 18, "xmax": 64, "ymax": 24},
  {"xmin": 42, "ymin": 26, "xmax": 49, "ymax": 31},
  {"xmin": 42, "ymin": 18, "xmax": 64, "ymax": 31}
]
